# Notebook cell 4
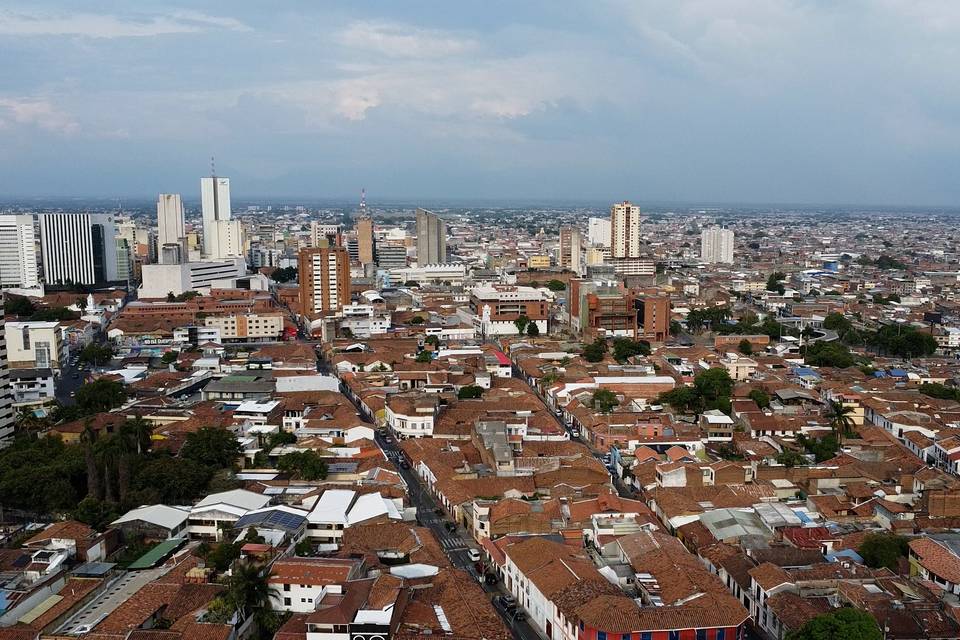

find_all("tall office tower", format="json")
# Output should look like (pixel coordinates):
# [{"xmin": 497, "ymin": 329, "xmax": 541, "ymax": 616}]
[
  {"xmin": 38, "ymin": 213, "xmax": 120, "ymax": 285},
  {"xmin": 310, "ymin": 222, "xmax": 342, "ymax": 248},
  {"xmin": 0, "ymin": 294, "xmax": 13, "ymax": 443},
  {"xmin": 376, "ymin": 243, "xmax": 407, "ymax": 270},
  {"xmin": 0, "ymin": 215, "xmax": 39, "ymax": 289},
  {"xmin": 416, "ymin": 208, "xmax": 446, "ymax": 265},
  {"xmin": 588, "ymin": 217, "xmax": 612, "ymax": 247},
  {"xmin": 298, "ymin": 246, "xmax": 351, "ymax": 316},
  {"xmin": 558, "ymin": 225, "xmax": 583, "ymax": 272},
  {"xmin": 701, "ymin": 226, "xmax": 735, "ymax": 264},
  {"xmin": 157, "ymin": 193, "xmax": 186, "ymax": 263},
  {"xmin": 569, "ymin": 229, "xmax": 583, "ymax": 275},
  {"xmin": 610, "ymin": 201, "xmax": 642, "ymax": 259},
  {"xmin": 356, "ymin": 216, "xmax": 375, "ymax": 265},
  {"xmin": 201, "ymin": 175, "xmax": 242, "ymax": 259}
]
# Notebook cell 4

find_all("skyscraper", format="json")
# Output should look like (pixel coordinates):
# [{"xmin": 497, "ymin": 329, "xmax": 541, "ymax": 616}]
[
  {"xmin": 38, "ymin": 213, "xmax": 120, "ymax": 285},
  {"xmin": 298, "ymin": 246, "xmax": 351, "ymax": 316},
  {"xmin": 356, "ymin": 216, "xmax": 375, "ymax": 265},
  {"xmin": 416, "ymin": 208, "xmax": 446, "ymax": 265},
  {"xmin": 610, "ymin": 201, "xmax": 642, "ymax": 259},
  {"xmin": 701, "ymin": 226, "xmax": 735, "ymax": 264},
  {"xmin": 0, "ymin": 294, "xmax": 13, "ymax": 443},
  {"xmin": 587, "ymin": 217, "xmax": 612, "ymax": 247},
  {"xmin": 558, "ymin": 225, "xmax": 583, "ymax": 274},
  {"xmin": 0, "ymin": 215, "xmax": 39, "ymax": 289},
  {"xmin": 157, "ymin": 193, "xmax": 186, "ymax": 263},
  {"xmin": 201, "ymin": 175, "xmax": 242, "ymax": 260}
]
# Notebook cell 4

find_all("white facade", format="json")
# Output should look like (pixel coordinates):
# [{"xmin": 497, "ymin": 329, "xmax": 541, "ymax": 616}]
[
  {"xmin": 5, "ymin": 321, "xmax": 63, "ymax": 371},
  {"xmin": 391, "ymin": 263, "xmax": 466, "ymax": 286},
  {"xmin": 701, "ymin": 226, "xmax": 735, "ymax": 264},
  {"xmin": 138, "ymin": 258, "xmax": 247, "ymax": 298},
  {"xmin": 610, "ymin": 201, "xmax": 642, "ymax": 259},
  {"xmin": 0, "ymin": 215, "xmax": 38, "ymax": 289},
  {"xmin": 310, "ymin": 222, "xmax": 341, "ymax": 247},
  {"xmin": 39, "ymin": 213, "xmax": 120, "ymax": 285},
  {"xmin": 204, "ymin": 313, "xmax": 284, "ymax": 341},
  {"xmin": 0, "ymin": 298, "xmax": 14, "ymax": 442},
  {"xmin": 201, "ymin": 176, "xmax": 240, "ymax": 259},
  {"xmin": 10, "ymin": 369, "xmax": 56, "ymax": 406},
  {"xmin": 157, "ymin": 194, "xmax": 186, "ymax": 263},
  {"xmin": 587, "ymin": 217, "xmax": 612, "ymax": 247}
]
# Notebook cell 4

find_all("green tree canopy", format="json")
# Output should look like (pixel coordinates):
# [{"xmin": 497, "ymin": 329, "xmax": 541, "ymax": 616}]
[
  {"xmin": 582, "ymin": 338, "xmax": 607, "ymax": 362},
  {"xmin": 78, "ymin": 343, "xmax": 115, "ymax": 366},
  {"xmin": 693, "ymin": 368, "xmax": 734, "ymax": 411},
  {"xmin": 612, "ymin": 338, "xmax": 651, "ymax": 363},
  {"xmin": 591, "ymin": 389, "xmax": 619, "ymax": 413},
  {"xmin": 458, "ymin": 385, "xmax": 484, "ymax": 400},
  {"xmin": 271, "ymin": 266, "xmax": 298, "ymax": 283},
  {"xmin": 858, "ymin": 533, "xmax": 908, "ymax": 571},
  {"xmin": 181, "ymin": 427, "xmax": 243, "ymax": 468},
  {"xmin": 277, "ymin": 450, "xmax": 329, "ymax": 481},
  {"xmin": 514, "ymin": 315, "xmax": 530, "ymax": 335},
  {"xmin": 76, "ymin": 378, "xmax": 127, "ymax": 414},
  {"xmin": 786, "ymin": 607, "xmax": 881, "ymax": 640},
  {"xmin": 748, "ymin": 388, "xmax": 771, "ymax": 409},
  {"xmin": 546, "ymin": 279, "xmax": 566, "ymax": 291},
  {"xmin": 738, "ymin": 338, "xmax": 753, "ymax": 355},
  {"xmin": 415, "ymin": 350, "xmax": 433, "ymax": 363},
  {"xmin": 527, "ymin": 322, "xmax": 540, "ymax": 337}
]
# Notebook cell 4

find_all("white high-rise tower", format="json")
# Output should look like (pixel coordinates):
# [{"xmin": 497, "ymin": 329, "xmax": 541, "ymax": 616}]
[
  {"xmin": 701, "ymin": 226, "xmax": 735, "ymax": 264},
  {"xmin": 0, "ymin": 215, "xmax": 39, "ymax": 289},
  {"xmin": 157, "ymin": 194, "xmax": 186, "ymax": 263},
  {"xmin": 610, "ymin": 201, "xmax": 642, "ymax": 259},
  {"xmin": 0, "ymin": 294, "xmax": 13, "ymax": 443},
  {"xmin": 201, "ymin": 168, "xmax": 242, "ymax": 260}
]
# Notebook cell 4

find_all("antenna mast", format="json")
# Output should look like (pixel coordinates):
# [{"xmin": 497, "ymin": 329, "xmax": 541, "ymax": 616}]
[
  {"xmin": 359, "ymin": 187, "xmax": 366, "ymax": 211},
  {"xmin": 210, "ymin": 156, "xmax": 216, "ymax": 177}
]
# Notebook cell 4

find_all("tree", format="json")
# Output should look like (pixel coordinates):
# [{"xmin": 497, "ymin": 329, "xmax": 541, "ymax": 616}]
[
  {"xmin": 514, "ymin": 315, "xmax": 530, "ymax": 335},
  {"xmin": 76, "ymin": 378, "xmax": 127, "ymax": 414},
  {"xmin": 0, "ymin": 435, "xmax": 86, "ymax": 513},
  {"xmin": 271, "ymin": 266, "xmax": 298, "ymax": 283},
  {"xmin": 174, "ymin": 290, "xmax": 201, "ymax": 302},
  {"xmin": 267, "ymin": 430, "xmax": 297, "ymax": 449},
  {"xmin": 277, "ymin": 450, "xmax": 328, "ymax": 481},
  {"xmin": 415, "ymin": 350, "xmax": 432, "ymax": 363},
  {"xmin": 5, "ymin": 295, "xmax": 36, "ymax": 317},
  {"xmin": 822, "ymin": 312, "xmax": 853, "ymax": 338},
  {"xmin": 409, "ymin": 315, "xmax": 425, "ymax": 325},
  {"xmin": 80, "ymin": 419, "xmax": 101, "ymax": 500},
  {"xmin": 226, "ymin": 562, "xmax": 276, "ymax": 622},
  {"xmin": 766, "ymin": 271, "xmax": 786, "ymax": 295},
  {"xmin": 669, "ymin": 321, "xmax": 683, "ymax": 337},
  {"xmin": 527, "ymin": 322, "xmax": 540, "ymax": 337},
  {"xmin": 786, "ymin": 607, "xmax": 881, "ymax": 640},
  {"xmin": 546, "ymin": 279, "xmax": 566, "ymax": 291},
  {"xmin": 73, "ymin": 496, "xmax": 119, "ymax": 530},
  {"xmin": 748, "ymin": 389, "xmax": 771, "ymax": 409},
  {"xmin": 205, "ymin": 542, "xmax": 241, "ymax": 572},
  {"xmin": 825, "ymin": 399, "xmax": 855, "ymax": 448},
  {"xmin": 738, "ymin": 339, "xmax": 753, "ymax": 355},
  {"xmin": 78, "ymin": 343, "xmax": 114, "ymax": 367},
  {"xmin": 591, "ymin": 389, "xmax": 619, "ymax": 413},
  {"xmin": 612, "ymin": 338, "xmax": 651, "ymax": 363},
  {"xmin": 694, "ymin": 368, "xmax": 734, "ymax": 412},
  {"xmin": 858, "ymin": 533, "xmax": 908, "ymax": 571},
  {"xmin": 181, "ymin": 427, "xmax": 243, "ymax": 468},
  {"xmin": 458, "ymin": 385, "xmax": 483, "ymax": 400},
  {"xmin": 804, "ymin": 341, "xmax": 857, "ymax": 369},
  {"xmin": 656, "ymin": 386, "xmax": 700, "ymax": 413},
  {"xmin": 166, "ymin": 291, "xmax": 176, "ymax": 302},
  {"xmin": 776, "ymin": 449, "xmax": 807, "ymax": 467},
  {"xmin": 161, "ymin": 351, "xmax": 179, "ymax": 365},
  {"xmin": 582, "ymin": 338, "xmax": 607, "ymax": 362},
  {"xmin": 130, "ymin": 455, "xmax": 214, "ymax": 504},
  {"xmin": 424, "ymin": 335, "xmax": 440, "ymax": 347}
]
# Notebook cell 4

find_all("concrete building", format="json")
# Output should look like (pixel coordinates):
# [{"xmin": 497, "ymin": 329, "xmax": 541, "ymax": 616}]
[
  {"xmin": 558, "ymin": 226, "xmax": 583, "ymax": 274},
  {"xmin": 416, "ymin": 208, "xmax": 446, "ymax": 265},
  {"xmin": 204, "ymin": 313, "xmax": 284, "ymax": 342},
  {"xmin": 0, "ymin": 296, "xmax": 14, "ymax": 442},
  {"xmin": 156, "ymin": 193, "xmax": 186, "ymax": 263},
  {"xmin": 588, "ymin": 216, "xmax": 612, "ymax": 247},
  {"xmin": 201, "ymin": 175, "xmax": 243, "ymax": 260},
  {"xmin": 375, "ymin": 243, "xmax": 406, "ymax": 269},
  {"xmin": 5, "ymin": 321, "xmax": 65, "ymax": 371},
  {"xmin": 610, "ymin": 201, "xmax": 642, "ymax": 259},
  {"xmin": 355, "ymin": 216, "xmax": 375, "ymax": 265},
  {"xmin": 0, "ymin": 215, "xmax": 39, "ymax": 290},
  {"xmin": 701, "ymin": 226, "xmax": 735, "ymax": 264},
  {"xmin": 38, "ymin": 213, "xmax": 120, "ymax": 286},
  {"xmin": 138, "ymin": 258, "xmax": 247, "ymax": 298},
  {"xmin": 637, "ymin": 294, "xmax": 671, "ymax": 341},
  {"xmin": 470, "ymin": 285, "xmax": 549, "ymax": 336},
  {"xmin": 310, "ymin": 222, "xmax": 341, "ymax": 248},
  {"xmin": 298, "ymin": 246, "xmax": 351, "ymax": 317}
]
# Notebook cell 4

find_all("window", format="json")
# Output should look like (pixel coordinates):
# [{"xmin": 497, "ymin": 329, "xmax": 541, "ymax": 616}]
[
  {"xmin": 669, "ymin": 632, "xmax": 680, "ymax": 640},
  {"xmin": 579, "ymin": 621, "xmax": 584, "ymax": 631},
  {"xmin": 597, "ymin": 633, "xmax": 607, "ymax": 640},
  {"xmin": 696, "ymin": 631, "xmax": 707, "ymax": 640},
  {"xmin": 642, "ymin": 634, "xmax": 652, "ymax": 640},
  {"xmin": 716, "ymin": 630, "xmax": 725, "ymax": 640},
  {"xmin": 283, "ymin": 597, "xmax": 291, "ymax": 606}
]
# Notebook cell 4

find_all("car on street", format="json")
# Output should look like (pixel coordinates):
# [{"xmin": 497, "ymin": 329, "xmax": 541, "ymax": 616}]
[
  {"xmin": 444, "ymin": 521, "xmax": 457, "ymax": 531},
  {"xmin": 467, "ymin": 548, "xmax": 481, "ymax": 562},
  {"xmin": 399, "ymin": 460, "xmax": 410, "ymax": 469}
]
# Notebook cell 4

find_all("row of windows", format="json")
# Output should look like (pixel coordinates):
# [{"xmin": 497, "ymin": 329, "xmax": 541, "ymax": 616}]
[{"xmin": 591, "ymin": 629, "xmax": 725, "ymax": 640}]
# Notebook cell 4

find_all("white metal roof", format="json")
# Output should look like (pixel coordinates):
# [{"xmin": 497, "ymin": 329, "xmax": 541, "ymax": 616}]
[
  {"xmin": 195, "ymin": 489, "xmax": 271, "ymax": 511},
  {"xmin": 111, "ymin": 504, "xmax": 190, "ymax": 530}
]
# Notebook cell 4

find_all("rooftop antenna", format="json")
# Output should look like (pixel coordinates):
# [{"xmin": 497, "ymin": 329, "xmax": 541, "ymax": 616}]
[
  {"xmin": 210, "ymin": 156, "xmax": 216, "ymax": 178},
  {"xmin": 359, "ymin": 187, "xmax": 367, "ymax": 211}
]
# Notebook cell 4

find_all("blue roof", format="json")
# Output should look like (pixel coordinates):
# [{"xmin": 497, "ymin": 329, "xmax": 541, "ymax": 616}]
[
  {"xmin": 793, "ymin": 510, "xmax": 813, "ymax": 524},
  {"xmin": 889, "ymin": 368, "xmax": 908, "ymax": 377},
  {"xmin": 873, "ymin": 371, "xmax": 887, "ymax": 378},
  {"xmin": 826, "ymin": 548, "xmax": 864, "ymax": 564},
  {"xmin": 794, "ymin": 367, "xmax": 821, "ymax": 379},
  {"xmin": 234, "ymin": 509, "xmax": 307, "ymax": 532}
]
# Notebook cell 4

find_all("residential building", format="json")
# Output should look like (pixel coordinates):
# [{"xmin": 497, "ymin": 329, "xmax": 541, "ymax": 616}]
[
  {"xmin": 310, "ymin": 222, "xmax": 342, "ymax": 248},
  {"xmin": 186, "ymin": 489, "xmax": 271, "ymax": 541},
  {"xmin": 637, "ymin": 294, "xmax": 671, "ymax": 341},
  {"xmin": 9, "ymin": 368, "xmax": 56, "ymax": 406},
  {"xmin": 38, "ymin": 213, "xmax": 120, "ymax": 285},
  {"xmin": 204, "ymin": 313, "xmax": 284, "ymax": 341},
  {"xmin": 701, "ymin": 226, "xmax": 735, "ymax": 264},
  {"xmin": 156, "ymin": 193, "xmax": 186, "ymax": 263},
  {"xmin": 200, "ymin": 174, "xmax": 242, "ymax": 260},
  {"xmin": 269, "ymin": 558, "xmax": 362, "ymax": 613},
  {"xmin": 0, "ymin": 214, "xmax": 39, "ymax": 290},
  {"xmin": 610, "ymin": 201, "xmax": 642, "ymax": 259},
  {"xmin": 470, "ymin": 285, "xmax": 549, "ymax": 336},
  {"xmin": 416, "ymin": 208, "xmax": 447, "ymax": 265},
  {"xmin": 298, "ymin": 246, "xmax": 351, "ymax": 317},
  {"xmin": 558, "ymin": 225, "xmax": 582, "ymax": 272},
  {"xmin": 355, "ymin": 216, "xmax": 375, "ymax": 265},
  {"xmin": 5, "ymin": 321, "xmax": 64, "ymax": 371},
  {"xmin": 0, "ymin": 296, "xmax": 18, "ymax": 441},
  {"xmin": 375, "ymin": 243, "xmax": 406, "ymax": 269},
  {"xmin": 588, "ymin": 216, "xmax": 611, "ymax": 247}
]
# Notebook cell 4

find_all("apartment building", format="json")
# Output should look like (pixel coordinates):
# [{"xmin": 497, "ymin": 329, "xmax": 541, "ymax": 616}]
[
  {"xmin": 204, "ymin": 313, "xmax": 284, "ymax": 342},
  {"xmin": 470, "ymin": 285, "xmax": 549, "ymax": 336}
]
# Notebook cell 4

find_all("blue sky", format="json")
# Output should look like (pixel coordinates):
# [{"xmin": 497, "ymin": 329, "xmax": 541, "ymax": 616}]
[{"xmin": 1, "ymin": 1, "xmax": 959, "ymax": 205}]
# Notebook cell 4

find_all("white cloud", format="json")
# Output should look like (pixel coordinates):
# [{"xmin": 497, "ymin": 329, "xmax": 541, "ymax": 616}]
[
  {"xmin": 0, "ymin": 98, "xmax": 79, "ymax": 134},
  {"xmin": 336, "ymin": 20, "xmax": 478, "ymax": 58},
  {"xmin": 0, "ymin": 8, "xmax": 250, "ymax": 38}
]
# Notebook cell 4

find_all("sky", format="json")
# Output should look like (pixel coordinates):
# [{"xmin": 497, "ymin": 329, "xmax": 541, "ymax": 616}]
[{"xmin": 1, "ymin": 1, "xmax": 960, "ymax": 205}]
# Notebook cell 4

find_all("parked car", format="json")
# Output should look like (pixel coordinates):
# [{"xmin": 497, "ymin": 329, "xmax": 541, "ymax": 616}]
[
  {"xmin": 399, "ymin": 460, "xmax": 410, "ymax": 469},
  {"xmin": 467, "ymin": 548, "xmax": 481, "ymax": 562},
  {"xmin": 444, "ymin": 521, "xmax": 457, "ymax": 532}
]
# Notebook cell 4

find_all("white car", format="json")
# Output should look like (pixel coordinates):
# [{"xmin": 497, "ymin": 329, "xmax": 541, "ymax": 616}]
[{"xmin": 467, "ymin": 548, "xmax": 481, "ymax": 562}]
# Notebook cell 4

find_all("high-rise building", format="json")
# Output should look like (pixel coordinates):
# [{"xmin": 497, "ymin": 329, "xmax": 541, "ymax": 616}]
[
  {"xmin": 157, "ymin": 193, "xmax": 186, "ymax": 263},
  {"xmin": 356, "ymin": 216, "xmax": 375, "ymax": 265},
  {"xmin": 298, "ymin": 246, "xmax": 351, "ymax": 317},
  {"xmin": 416, "ymin": 208, "xmax": 446, "ymax": 265},
  {"xmin": 701, "ymin": 226, "xmax": 735, "ymax": 264},
  {"xmin": 610, "ymin": 201, "xmax": 642, "ymax": 259},
  {"xmin": 0, "ymin": 295, "xmax": 13, "ymax": 443},
  {"xmin": 558, "ymin": 226, "xmax": 583, "ymax": 275},
  {"xmin": 376, "ymin": 243, "xmax": 407, "ymax": 270},
  {"xmin": 38, "ymin": 213, "xmax": 120, "ymax": 285},
  {"xmin": 201, "ymin": 175, "xmax": 242, "ymax": 260},
  {"xmin": 588, "ymin": 217, "xmax": 612, "ymax": 247},
  {"xmin": 0, "ymin": 215, "xmax": 39, "ymax": 289},
  {"xmin": 637, "ymin": 295, "xmax": 671, "ymax": 341},
  {"xmin": 310, "ymin": 223, "xmax": 342, "ymax": 248}
]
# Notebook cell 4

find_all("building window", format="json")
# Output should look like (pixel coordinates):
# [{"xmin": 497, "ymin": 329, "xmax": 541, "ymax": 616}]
[
  {"xmin": 283, "ymin": 597, "xmax": 291, "ymax": 606},
  {"xmin": 642, "ymin": 634, "xmax": 652, "ymax": 640},
  {"xmin": 716, "ymin": 629, "xmax": 725, "ymax": 640},
  {"xmin": 283, "ymin": 584, "xmax": 290, "ymax": 591},
  {"xmin": 597, "ymin": 633, "xmax": 607, "ymax": 640},
  {"xmin": 696, "ymin": 631, "xmax": 707, "ymax": 640},
  {"xmin": 669, "ymin": 632, "xmax": 680, "ymax": 640}
]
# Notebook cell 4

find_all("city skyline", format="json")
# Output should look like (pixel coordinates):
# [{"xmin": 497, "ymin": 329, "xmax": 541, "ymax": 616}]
[{"xmin": 3, "ymin": 2, "xmax": 960, "ymax": 205}]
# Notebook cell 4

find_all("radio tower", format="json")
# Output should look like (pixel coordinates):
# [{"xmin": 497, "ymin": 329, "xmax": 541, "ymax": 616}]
[{"xmin": 359, "ymin": 187, "xmax": 367, "ymax": 211}]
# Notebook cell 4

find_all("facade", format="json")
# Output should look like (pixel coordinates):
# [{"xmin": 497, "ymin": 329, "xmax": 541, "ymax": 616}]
[
  {"xmin": 701, "ymin": 226, "xmax": 735, "ymax": 264},
  {"xmin": 138, "ymin": 259, "xmax": 247, "ymax": 298},
  {"xmin": 638, "ymin": 295, "xmax": 671, "ymax": 341},
  {"xmin": 38, "ymin": 213, "xmax": 120, "ymax": 285},
  {"xmin": 610, "ymin": 201, "xmax": 642, "ymax": 259},
  {"xmin": 416, "ymin": 208, "xmax": 447, "ymax": 265},
  {"xmin": 0, "ymin": 215, "xmax": 39, "ymax": 290},
  {"xmin": 310, "ymin": 222, "xmax": 341, "ymax": 248},
  {"xmin": 583, "ymin": 287, "xmax": 638, "ymax": 338},
  {"xmin": 588, "ymin": 216, "xmax": 612, "ymax": 247},
  {"xmin": 610, "ymin": 257, "xmax": 656, "ymax": 277},
  {"xmin": 5, "ymin": 321, "xmax": 64, "ymax": 371},
  {"xmin": 527, "ymin": 255, "xmax": 551, "ymax": 269},
  {"xmin": 558, "ymin": 225, "xmax": 581, "ymax": 271},
  {"xmin": 204, "ymin": 313, "xmax": 284, "ymax": 341},
  {"xmin": 470, "ymin": 285, "xmax": 549, "ymax": 336},
  {"xmin": 201, "ymin": 176, "xmax": 243, "ymax": 259},
  {"xmin": 355, "ymin": 216, "xmax": 375, "ymax": 265},
  {"xmin": 298, "ymin": 247, "xmax": 351, "ymax": 317},
  {"xmin": 10, "ymin": 368, "xmax": 56, "ymax": 407},
  {"xmin": 156, "ymin": 193, "xmax": 186, "ymax": 263},
  {"xmin": 0, "ymin": 296, "xmax": 13, "ymax": 442},
  {"xmin": 375, "ymin": 243, "xmax": 406, "ymax": 269}
]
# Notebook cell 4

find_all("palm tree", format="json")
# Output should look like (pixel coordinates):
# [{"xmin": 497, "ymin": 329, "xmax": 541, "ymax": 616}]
[
  {"xmin": 80, "ymin": 419, "xmax": 101, "ymax": 500},
  {"xmin": 122, "ymin": 416, "xmax": 153, "ymax": 456},
  {"xmin": 825, "ymin": 399, "xmax": 855, "ymax": 448},
  {"xmin": 96, "ymin": 435, "xmax": 121, "ymax": 503},
  {"xmin": 227, "ymin": 563, "xmax": 277, "ymax": 621}
]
